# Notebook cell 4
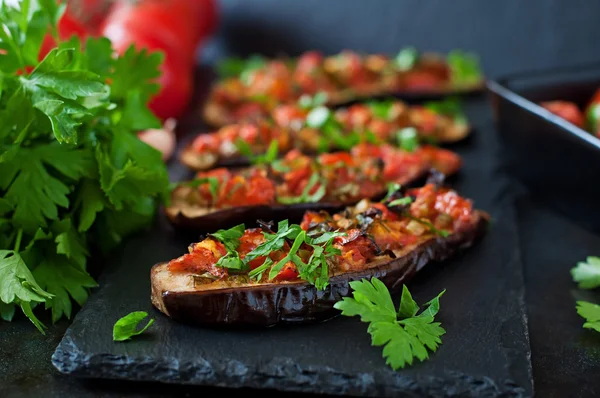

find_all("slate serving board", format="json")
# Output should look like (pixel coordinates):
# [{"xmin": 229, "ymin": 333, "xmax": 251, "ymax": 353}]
[{"xmin": 50, "ymin": 100, "xmax": 533, "ymax": 397}]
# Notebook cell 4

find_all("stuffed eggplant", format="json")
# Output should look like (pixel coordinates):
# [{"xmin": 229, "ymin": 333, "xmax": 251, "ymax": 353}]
[
  {"xmin": 204, "ymin": 49, "xmax": 484, "ymax": 127},
  {"xmin": 152, "ymin": 182, "xmax": 489, "ymax": 326},
  {"xmin": 182, "ymin": 98, "xmax": 470, "ymax": 171},
  {"xmin": 167, "ymin": 143, "xmax": 462, "ymax": 230}
]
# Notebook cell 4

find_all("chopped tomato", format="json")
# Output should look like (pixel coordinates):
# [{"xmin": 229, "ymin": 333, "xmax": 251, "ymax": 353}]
[
  {"xmin": 218, "ymin": 174, "xmax": 276, "ymax": 207},
  {"xmin": 168, "ymin": 240, "xmax": 227, "ymax": 278},
  {"xmin": 402, "ymin": 70, "xmax": 447, "ymax": 90},
  {"xmin": 416, "ymin": 145, "xmax": 462, "ymax": 176},
  {"xmin": 191, "ymin": 133, "xmax": 220, "ymax": 153},
  {"xmin": 319, "ymin": 152, "xmax": 354, "ymax": 166},
  {"xmin": 233, "ymin": 102, "xmax": 268, "ymax": 121},
  {"xmin": 540, "ymin": 101, "xmax": 585, "ymax": 128},
  {"xmin": 333, "ymin": 229, "xmax": 378, "ymax": 271},
  {"xmin": 273, "ymin": 262, "xmax": 299, "ymax": 281},
  {"xmin": 272, "ymin": 105, "xmax": 308, "ymax": 127},
  {"xmin": 300, "ymin": 211, "xmax": 329, "ymax": 230},
  {"xmin": 409, "ymin": 107, "xmax": 439, "ymax": 133},
  {"xmin": 237, "ymin": 229, "xmax": 267, "ymax": 269}
]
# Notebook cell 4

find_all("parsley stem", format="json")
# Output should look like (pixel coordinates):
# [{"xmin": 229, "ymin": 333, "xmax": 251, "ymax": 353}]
[{"xmin": 14, "ymin": 228, "xmax": 23, "ymax": 252}]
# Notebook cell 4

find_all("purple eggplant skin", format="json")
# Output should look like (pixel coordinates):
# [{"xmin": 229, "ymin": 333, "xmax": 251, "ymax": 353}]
[{"xmin": 151, "ymin": 210, "xmax": 489, "ymax": 328}]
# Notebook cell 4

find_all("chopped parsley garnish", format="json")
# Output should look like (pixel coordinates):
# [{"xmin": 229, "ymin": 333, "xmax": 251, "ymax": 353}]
[
  {"xmin": 306, "ymin": 106, "xmax": 362, "ymax": 150},
  {"xmin": 306, "ymin": 106, "xmax": 332, "ymax": 128},
  {"xmin": 571, "ymin": 256, "xmax": 600, "ymax": 289},
  {"xmin": 382, "ymin": 183, "xmax": 402, "ymax": 202},
  {"xmin": 394, "ymin": 47, "xmax": 419, "ymax": 71},
  {"xmin": 169, "ymin": 177, "xmax": 220, "ymax": 204},
  {"xmin": 277, "ymin": 173, "xmax": 326, "ymax": 204},
  {"xmin": 210, "ymin": 224, "xmax": 245, "ymax": 252},
  {"xmin": 215, "ymin": 54, "xmax": 267, "ymax": 79},
  {"xmin": 367, "ymin": 99, "xmax": 394, "ymax": 120},
  {"xmin": 235, "ymin": 139, "xmax": 279, "ymax": 165},
  {"xmin": 113, "ymin": 311, "xmax": 155, "ymax": 342},
  {"xmin": 334, "ymin": 278, "xmax": 446, "ymax": 370},
  {"xmin": 447, "ymin": 50, "xmax": 483, "ymax": 86},
  {"xmin": 576, "ymin": 301, "xmax": 600, "ymax": 334},
  {"xmin": 210, "ymin": 220, "xmax": 345, "ymax": 289},
  {"xmin": 424, "ymin": 97, "xmax": 468, "ymax": 124},
  {"xmin": 388, "ymin": 197, "xmax": 413, "ymax": 207},
  {"xmin": 298, "ymin": 91, "xmax": 329, "ymax": 109},
  {"xmin": 397, "ymin": 127, "xmax": 419, "ymax": 152}
]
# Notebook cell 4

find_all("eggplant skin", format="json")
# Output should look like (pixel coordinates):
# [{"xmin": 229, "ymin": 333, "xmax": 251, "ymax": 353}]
[{"xmin": 151, "ymin": 210, "xmax": 489, "ymax": 327}]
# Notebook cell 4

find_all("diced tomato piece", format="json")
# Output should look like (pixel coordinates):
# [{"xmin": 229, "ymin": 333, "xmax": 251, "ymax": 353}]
[
  {"xmin": 410, "ymin": 107, "xmax": 439, "ymax": 133},
  {"xmin": 319, "ymin": 152, "xmax": 354, "ymax": 166},
  {"xmin": 272, "ymin": 105, "xmax": 308, "ymax": 127},
  {"xmin": 415, "ymin": 145, "xmax": 462, "ymax": 176},
  {"xmin": 191, "ymin": 133, "xmax": 220, "ymax": 153},
  {"xmin": 233, "ymin": 102, "xmax": 268, "ymax": 121},
  {"xmin": 167, "ymin": 240, "xmax": 227, "ymax": 278},
  {"xmin": 402, "ymin": 70, "xmax": 446, "ymax": 90},
  {"xmin": 273, "ymin": 262, "xmax": 299, "ymax": 281},
  {"xmin": 351, "ymin": 143, "xmax": 384, "ymax": 158},
  {"xmin": 540, "ymin": 101, "xmax": 585, "ymax": 128},
  {"xmin": 300, "ymin": 211, "xmax": 329, "ymax": 230},
  {"xmin": 196, "ymin": 168, "xmax": 232, "ymax": 183}
]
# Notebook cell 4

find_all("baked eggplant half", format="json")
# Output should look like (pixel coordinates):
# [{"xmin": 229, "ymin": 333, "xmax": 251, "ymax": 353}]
[
  {"xmin": 167, "ymin": 143, "xmax": 462, "ymax": 230},
  {"xmin": 203, "ymin": 49, "xmax": 484, "ymax": 127},
  {"xmin": 183, "ymin": 98, "xmax": 470, "ymax": 171},
  {"xmin": 152, "ymin": 182, "xmax": 489, "ymax": 326}
]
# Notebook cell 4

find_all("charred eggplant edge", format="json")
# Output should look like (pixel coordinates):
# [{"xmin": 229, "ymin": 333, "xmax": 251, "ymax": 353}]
[{"xmin": 151, "ymin": 210, "xmax": 489, "ymax": 327}]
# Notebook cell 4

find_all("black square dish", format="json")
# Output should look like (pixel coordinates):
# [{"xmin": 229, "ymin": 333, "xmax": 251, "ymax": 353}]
[{"xmin": 487, "ymin": 63, "xmax": 600, "ymax": 234}]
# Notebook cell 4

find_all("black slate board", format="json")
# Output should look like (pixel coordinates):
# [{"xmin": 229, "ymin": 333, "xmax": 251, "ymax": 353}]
[
  {"xmin": 515, "ymin": 195, "xmax": 600, "ymax": 398},
  {"xmin": 50, "ymin": 100, "xmax": 533, "ymax": 397}
]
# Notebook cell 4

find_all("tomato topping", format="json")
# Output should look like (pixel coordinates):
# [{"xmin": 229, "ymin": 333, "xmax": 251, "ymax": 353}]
[
  {"xmin": 237, "ymin": 229, "xmax": 267, "ymax": 270},
  {"xmin": 319, "ymin": 152, "xmax": 354, "ymax": 166},
  {"xmin": 192, "ymin": 133, "xmax": 220, "ymax": 153},
  {"xmin": 168, "ymin": 240, "xmax": 227, "ymax": 278},
  {"xmin": 402, "ymin": 70, "xmax": 447, "ymax": 90},
  {"xmin": 218, "ymin": 175, "xmax": 276, "ymax": 207},
  {"xmin": 273, "ymin": 262, "xmax": 299, "ymax": 281},
  {"xmin": 540, "ymin": 101, "xmax": 585, "ymax": 128},
  {"xmin": 272, "ymin": 105, "xmax": 308, "ymax": 128},
  {"xmin": 415, "ymin": 145, "xmax": 462, "ymax": 176},
  {"xmin": 333, "ymin": 230, "xmax": 378, "ymax": 271}
]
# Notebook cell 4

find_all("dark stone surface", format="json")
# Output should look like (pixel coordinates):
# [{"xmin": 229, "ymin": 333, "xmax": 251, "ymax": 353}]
[
  {"xmin": 516, "ymin": 196, "xmax": 600, "ymax": 398},
  {"xmin": 47, "ymin": 100, "xmax": 533, "ymax": 397}
]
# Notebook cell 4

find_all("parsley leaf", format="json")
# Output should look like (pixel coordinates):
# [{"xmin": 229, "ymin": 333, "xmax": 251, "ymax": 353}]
[
  {"xmin": 382, "ymin": 183, "xmax": 402, "ymax": 202},
  {"xmin": 210, "ymin": 224, "xmax": 245, "ymax": 252},
  {"xmin": 236, "ymin": 138, "xmax": 279, "ymax": 165},
  {"xmin": 33, "ymin": 254, "xmax": 97, "ymax": 323},
  {"xmin": 367, "ymin": 99, "xmax": 393, "ymax": 120},
  {"xmin": 277, "ymin": 173, "xmax": 326, "ymax": 204},
  {"xmin": 113, "ymin": 311, "xmax": 155, "ymax": 341},
  {"xmin": 576, "ymin": 301, "xmax": 600, "ymax": 334},
  {"xmin": 298, "ymin": 91, "xmax": 328, "ymax": 109},
  {"xmin": 571, "ymin": 256, "xmax": 600, "ymax": 289},
  {"xmin": 388, "ymin": 197, "xmax": 413, "ymax": 207},
  {"xmin": 397, "ymin": 127, "xmax": 419, "ymax": 152},
  {"xmin": 394, "ymin": 47, "xmax": 419, "ymax": 71},
  {"xmin": 334, "ymin": 279, "xmax": 446, "ymax": 370},
  {"xmin": 424, "ymin": 97, "xmax": 468, "ymax": 125},
  {"xmin": 447, "ymin": 50, "xmax": 483, "ymax": 86},
  {"xmin": 0, "ymin": 249, "xmax": 52, "ymax": 305},
  {"xmin": 215, "ymin": 55, "xmax": 266, "ymax": 79},
  {"xmin": 214, "ymin": 251, "xmax": 245, "ymax": 270}
]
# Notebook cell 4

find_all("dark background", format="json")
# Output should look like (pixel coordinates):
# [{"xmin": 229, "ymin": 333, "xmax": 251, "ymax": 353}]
[
  {"xmin": 3, "ymin": 1, "xmax": 600, "ymax": 397},
  {"xmin": 201, "ymin": 0, "xmax": 600, "ymax": 79}
]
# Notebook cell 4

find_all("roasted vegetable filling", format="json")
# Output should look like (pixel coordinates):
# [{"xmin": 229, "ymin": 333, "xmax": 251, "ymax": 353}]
[
  {"xmin": 172, "ymin": 143, "xmax": 461, "ymax": 209},
  {"xmin": 167, "ymin": 183, "xmax": 477, "ymax": 289},
  {"xmin": 191, "ymin": 98, "xmax": 468, "ymax": 161},
  {"xmin": 210, "ymin": 49, "xmax": 482, "ymax": 120}
]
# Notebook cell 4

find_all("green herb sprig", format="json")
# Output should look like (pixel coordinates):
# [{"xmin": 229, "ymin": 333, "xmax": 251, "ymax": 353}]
[
  {"xmin": 334, "ymin": 278, "xmax": 446, "ymax": 370},
  {"xmin": 0, "ymin": 1, "xmax": 169, "ymax": 332},
  {"xmin": 113, "ymin": 311, "xmax": 154, "ymax": 342}
]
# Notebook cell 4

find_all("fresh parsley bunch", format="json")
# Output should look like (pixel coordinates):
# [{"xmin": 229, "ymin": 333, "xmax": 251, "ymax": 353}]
[{"xmin": 0, "ymin": 1, "xmax": 169, "ymax": 332}]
